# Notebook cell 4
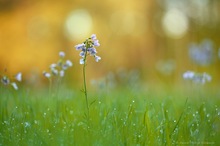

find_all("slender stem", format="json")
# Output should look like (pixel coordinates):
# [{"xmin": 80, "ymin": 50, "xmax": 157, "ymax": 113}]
[
  {"xmin": 83, "ymin": 42, "xmax": 89, "ymax": 118},
  {"xmin": 49, "ymin": 78, "xmax": 52, "ymax": 97}
]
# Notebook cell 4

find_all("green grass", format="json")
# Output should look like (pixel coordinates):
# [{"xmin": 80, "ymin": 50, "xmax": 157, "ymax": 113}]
[{"xmin": 0, "ymin": 86, "xmax": 219, "ymax": 145}]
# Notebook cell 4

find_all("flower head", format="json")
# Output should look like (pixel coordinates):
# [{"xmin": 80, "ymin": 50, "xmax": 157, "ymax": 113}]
[
  {"xmin": 43, "ymin": 51, "xmax": 72, "ymax": 79},
  {"xmin": 75, "ymin": 34, "xmax": 101, "ymax": 64}
]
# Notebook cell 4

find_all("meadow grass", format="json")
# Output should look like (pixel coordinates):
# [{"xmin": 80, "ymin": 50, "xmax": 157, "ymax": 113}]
[{"xmin": 0, "ymin": 85, "xmax": 219, "ymax": 146}]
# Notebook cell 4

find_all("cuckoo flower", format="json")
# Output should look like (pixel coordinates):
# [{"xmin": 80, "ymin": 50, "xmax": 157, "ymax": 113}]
[
  {"xmin": 43, "ymin": 51, "xmax": 73, "ymax": 78},
  {"xmin": 183, "ymin": 71, "xmax": 212, "ymax": 84},
  {"xmin": 0, "ymin": 72, "xmax": 22, "ymax": 90},
  {"xmin": 74, "ymin": 34, "xmax": 101, "ymax": 119},
  {"xmin": 75, "ymin": 34, "xmax": 101, "ymax": 65}
]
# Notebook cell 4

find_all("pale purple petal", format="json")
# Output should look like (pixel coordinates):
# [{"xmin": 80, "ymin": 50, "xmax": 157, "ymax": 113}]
[
  {"xmin": 15, "ymin": 72, "xmax": 22, "ymax": 82},
  {"xmin": 95, "ymin": 56, "xmax": 101, "ymax": 62},
  {"xmin": 91, "ymin": 34, "xmax": 97, "ymax": 40},
  {"xmin": 80, "ymin": 58, "xmax": 85, "ymax": 64}
]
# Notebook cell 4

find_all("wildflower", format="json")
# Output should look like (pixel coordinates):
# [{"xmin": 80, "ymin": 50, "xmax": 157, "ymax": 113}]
[
  {"xmin": 91, "ymin": 34, "xmax": 97, "ymax": 40},
  {"xmin": 50, "ymin": 63, "xmax": 57, "ymax": 69},
  {"xmin": 75, "ymin": 43, "xmax": 85, "ymax": 50},
  {"xmin": 60, "ymin": 70, "xmax": 65, "ymax": 77},
  {"xmin": 65, "ymin": 60, "xmax": 73, "ymax": 67},
  {"xmin": 51, "ymin": 68, "xmax": 59, "ymax": 76},
  {"xmin": 15, "ymin": 72, "xmax": 22, "ymax": 82},
  {"xmin": 183, "ymin": 71, "xmax": 195, "ymax": 80},
  {"xmin": 59, "ymin": 51, "xmax": 65, "ymax": 58},
  {"xmin": 43, "ymin": 71, "xmax": 51, "ymax": 78},
  {"xmin": 95, "ymin": 56, "xmax": 101, "ymax": 62},
  {"xmin": 183, "ymin": 71, "xmax": 211, "ymax": 84},
  {"xmin": 11, "ymin": 82, "xmax": 18, "ymax": 90},
  {"xmin": 75, "ymin": 34, "xmax": 101, "ymax": 64},
  {"xmin": 43, "ymin": 51, "xmax": 72, "ymax": 79},
  {"xmin": 1, "ymin": 76, "xmax": 10, "ymax": 85},
  {"xmin": 1, "ymin": 72, "xmax": 22, "ymax": 90}
]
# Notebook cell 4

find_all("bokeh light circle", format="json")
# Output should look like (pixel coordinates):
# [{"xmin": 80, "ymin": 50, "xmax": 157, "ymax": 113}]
[
  {"xmin": 162, "ymin": 9, "xmax": 188, "ymax": 39},
  {"xmin": 64, "ymin": 9, "xmax": 93, "ymax": 40}
]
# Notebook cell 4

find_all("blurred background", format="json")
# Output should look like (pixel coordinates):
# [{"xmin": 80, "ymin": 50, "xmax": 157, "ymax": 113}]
[{"xmin": 0, "ymin": 0, "xmax": 220, "ymax": 89}]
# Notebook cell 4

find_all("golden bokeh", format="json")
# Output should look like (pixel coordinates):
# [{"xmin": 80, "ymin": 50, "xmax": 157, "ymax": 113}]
[{"xmin": 0, "ymin": 0, "xmax": 219, "ymax": 87}]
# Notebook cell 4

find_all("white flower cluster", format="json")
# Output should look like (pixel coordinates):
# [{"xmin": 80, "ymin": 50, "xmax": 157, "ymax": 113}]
[
  {"xmin": 75, "ymin": 34, "xmax": 101, "ymax": 64},
  {"xmin": 183, "ymin": 71, "xmax": 212, "ymax": 84},
  {"xmin": 0, "ymin": 72, "xmax": 22, "ymax": 90},
  {"xmin": 43, "ymin": 51, "xmax": 72, "ymax": 79}
]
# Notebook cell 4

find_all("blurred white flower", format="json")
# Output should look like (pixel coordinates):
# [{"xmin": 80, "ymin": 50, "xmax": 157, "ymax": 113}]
[
  {"xmin": 183, "ymin": 71, "xmax": 211, "ymax": 84},
  {"xmin": 50, "ymin": 63, "xmax": 57, "ymax": 69},
  {"xmin": 1, "ymin": 76, "xmax": 10, "ymax": 85},
  {"xmin": 60, "ymin": 70, "xmax": 65, "ymax": 77},
  {"xmin": 15, "ymin": 72, "xmax": 22, "ymax": 82},
  {"xmin": 11, "ymin": 82, "xmax": 18, "ymax": 90},
  {"xmin": 183, "ymin": 71, "xmax": 195, "ymax": 80},
  {"xmin": 43, "ymin": 51, "xmax": 72, "ymax": 79},
  {"xmin": 43, "ymin": 71, "xmax": 51, "ymax": 78},
  {"xmin": 59, "ymin": 51, "xmax": 65, "ymax": 58},
  {"xmin": 66, "ymin": 60, "xmax": 73, "ymax": 67}
]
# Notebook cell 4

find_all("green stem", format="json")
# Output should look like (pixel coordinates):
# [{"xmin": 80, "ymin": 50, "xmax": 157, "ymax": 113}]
[{"xmin": 83, "ymin": 42, "xmax": 90, "ymax": 119}]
